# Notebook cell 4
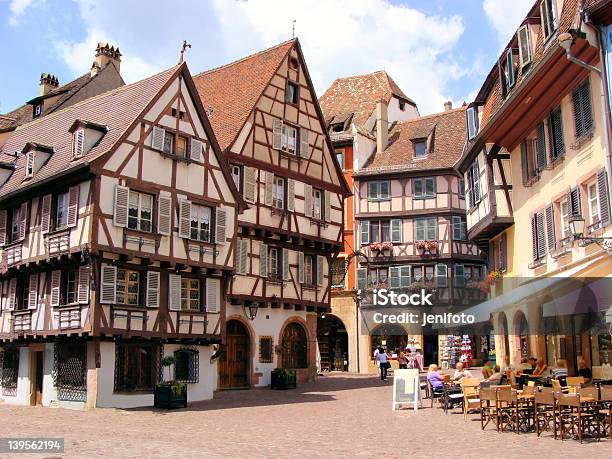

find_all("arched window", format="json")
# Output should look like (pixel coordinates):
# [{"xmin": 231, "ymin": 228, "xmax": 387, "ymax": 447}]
[{"xmin": 281, "ymin": 322, "xmax": 307, "ymax": 369}]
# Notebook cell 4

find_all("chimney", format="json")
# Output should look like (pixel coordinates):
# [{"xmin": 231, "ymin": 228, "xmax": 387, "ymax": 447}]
[
  {"xmin": 39, "ymin": 73, "xmax": 59, "ymax": 96},
  {"xmin": 444, "ymin": 100, "xmax": 453, "ymax": 111},
  {"xmin": 91, "ymin": 42, "xmax": 122, "ymax": 77},
  {"xmin": 376, "ymin": 99, "xmax": 388, "ymax": 154}
]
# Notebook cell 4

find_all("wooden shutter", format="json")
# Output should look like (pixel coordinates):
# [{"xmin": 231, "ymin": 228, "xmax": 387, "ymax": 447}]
[
  {"xmin": 287, "ymin": 179, "xmax": 295, "ymax": 212},
  {"xmin": 531, "ymin": 215, "xmax": 538, "ymax": 260},
  {"xmin": 113, "ymin": 185, "xmax": 129, "ymax": 227},
  {"xmin": 77, "ymin": 265, "xmax": 90, "ymax": 304},
  {"xmin": 50, "ymin": 270, "xmax": 61, "ymax": 307},
  {"xmin": 259, "ymin": 243, "xmax": 268, "ymax": 278},
  {"xmin": 7, "ymin": 278, "xmax": 16, "ymax": 311},
  {"xmin": 548, "ymin": 107, "xmax": 564, "ymax": 159},
  {"xmin": 391, "ymin": 219, "xmax": 401, "ymax": 243},
  {"xmin": 25, "ymin": 151, "xmax": 34, "ymax": 177},
  {"xmin": 67, "ymin": 185, "xmax": 79, "ymax": 228},
  {"xmin": 472, "ymin": 162, "xmax": 480, "ymax": 203},
  {"xmin": 215, "ymin": 207, "xmax": 226, "ymax": 244},
  {"xmin": 304, "ymin": 184, "xmax": 312, "ymax": 217},
  {"xmin": 356, "ymin": 268, "xmax": 367, "ymax": 290},
  {"xmin": 324, "ymin": 190, "xmax": 331, "ymax": 222},
  {"xmin": 168, "ymin": 273, "xmax": 181, "ymax": 311},
  {"xmin": 597, "ymin": 169, "xmax": 610, "ymax": 226},
  {"xmin": 100, "ymin": 264, "xmax": 117, "ymax": 304},
  {"xmin": 264, "ymin": 172, "xmax": 274, "ymax": 207},
  {"xmin": 244, "ymin": 167, "xmax": 256, "ymax": 203},
  {"xmin": 272, "ymin": 119, "xmax": 282, "ymax": 150},
  {"xmin": 520, "ymin": 141, "xmax": 529, "ymax": 185},
  {"xmin": 236, "ymin": 239, "xmax": 248, "ymax": 275},
  {"xmin": 536, "ymin": 211, "xmax": 546, "ymax": 258},
  {"xmin": 545, "ymin": 204, "xmax": 555, "ymax": 252},
  {"xmin": 152, "ymin": 126, "xmax": 165, "ymax": 150},
  {"xmin": 41, "ymin": 194, "xmax": 52, "ymax": 234},
  {"xmin": 316, "ymin": 255, "xmax": 324, "ymax": 286},
  {"xmin": 360, "ymin": 220, "xmax": 370, "ymax": 245},
  {"xmin": 190, "ymin": 139, "xmax": 203, "ymax": 162},
  {"xmin": 518, "ymin": 25, "xmax": 531, "ymax": 66},
  {"xmin": 568, "ymin": 187, "xmax": 581, "ymax": 217},
  {"xmin": 73, "ymin": 129, "xmax": 85, "ymax": 157},
  {"xmin": 19, "ymin": 201, "xmax": 28, "ymax": 240},
  {"xmin": 28, "ymin": 274, "xmax": 38, "ymax": 309},
  {"xmin": 206, "ymin": 278, "xmax": 220, "ymax": 313},
  {"xmin": 389, "ymin": 266, "xmax": 400, "ymax": 289},
  {"xmin": 500, "ymin": 233, "xmax": 507, "ymax": 271},
  {"xmin": 580, "ymin": 80, "xmax": 593, "ymax": 134},
  {"xmin": 535, "ymin": 122, "xmax": 546, "ymax": 171},
  {"xmin": 299, "ymin": 128, "xmax": 309, "ymax": 157},
  {"xmin": 298, "ymin": 252, "xmax": 305, "ymax": 283},
  {"xmin": 178, "ymin": 198, "xmax": 192, "ymax": 238},
  {"xmin": 435, "ymin": 264, "xmax": 448, "ymax": 287},
  {"xmin": 282, "ymin": 248, "xmax": 290, "ymax": 280},
  {"xmin": 0, "ymin": 209, "xmax": 6, "ymax": 246},
  {"xmin": 157, "ymin": 195, "xmax": 172, "ymax": 236},
  {"xmin": 146, "ymin": 271, "xmax": 160, "ymax": 308}
]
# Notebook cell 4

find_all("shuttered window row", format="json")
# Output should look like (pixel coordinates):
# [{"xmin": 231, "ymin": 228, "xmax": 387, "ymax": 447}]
[{"xmin": 258, "ymin": 245, "xmax": 325, "ymax": 286}]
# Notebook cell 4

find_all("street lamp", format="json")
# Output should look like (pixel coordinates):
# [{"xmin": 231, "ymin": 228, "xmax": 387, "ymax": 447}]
[
  {"xmin": 568, "ymin": 215, "xmax": 585, "ymax": 238},
  {"xmin": 568, "ymin": 215, "xmax": 612, "ymax": 253},
  {"xmin": 243, "ymin": 302, "xmax": 259, "ymax": 320}
]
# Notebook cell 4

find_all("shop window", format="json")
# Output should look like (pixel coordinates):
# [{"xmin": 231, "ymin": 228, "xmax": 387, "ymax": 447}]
[
  {"xmin": 174, "ymin": 349, "xmax": 199, "ymax": 383},
  {"xmin": 259, "ymin": 336, "xmax": 274, "ymax": 363},
  {"xmin": 114, "ymin": 343, "xmax": 161, "ymax": 392}
]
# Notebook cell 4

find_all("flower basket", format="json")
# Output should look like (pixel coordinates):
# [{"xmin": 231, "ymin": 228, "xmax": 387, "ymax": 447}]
[
  {"xmin": 415, "ymin": 240, "xmax": 427, "ymax": 250},
  {"xmin": 370, "ymin": 242, "xmax": 393, "ymax": 252},
  {"xmin": 154, "ymin": 382, "xmax": 187, "ymax": 409},
  {"xmin": 271, "ymin": 368, "xmax": 297, "ymax": 390},
  {"xmin": 425, "ymin": 240, "xmax": 438, "ymax": 251}
]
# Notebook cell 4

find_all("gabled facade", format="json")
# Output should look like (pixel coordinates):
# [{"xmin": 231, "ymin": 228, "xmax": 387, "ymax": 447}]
[
  {"xmin": 194, "ymin": 39, "xmax": 349, "ymax": 386},
  {"xmin": 0, "ymin": 62, "xmax": 241, "ymax": 408}
]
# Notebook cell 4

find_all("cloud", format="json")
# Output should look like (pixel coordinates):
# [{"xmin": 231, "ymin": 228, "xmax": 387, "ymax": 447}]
[
  {"xmin": 6, "ymin": 0, "xmax": 38, "ymax": 25},
  {"xmin": 482, "ymin": 0, "xmax": 535, "ymax": 45}
]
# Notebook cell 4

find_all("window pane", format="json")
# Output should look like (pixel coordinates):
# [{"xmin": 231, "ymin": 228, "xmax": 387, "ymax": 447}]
[
  {"xmin": 163, "ymin": 134, "xmax": 173, "ymax": 154},
  {"xmin": 176, "ymin": 136, "xmax": 187, "ymax": 157},
  {"xmin": 414, "ymin": 141, "xmax": 426, "ymax": 157},
  {"xmin": 368, "ymin": 182, "xmax": 377, "ymax": 199},
  {"xmin": 425, "ymin": 178, "xmax": 435, "ymax": 197},
  {"xmin": 381, "ymin": 221, "xmax": 390, "ymax": 242},
  {"xmin": 370, "ymin": 222, "xmax": 380, "ymax": 243},
  {"xmin": 414, "ymin": 179, "xmax": 423, "ymax": 197},
  {"xmin": 380, "ymin": 181, "xmax": 389, "ymax": 199}
]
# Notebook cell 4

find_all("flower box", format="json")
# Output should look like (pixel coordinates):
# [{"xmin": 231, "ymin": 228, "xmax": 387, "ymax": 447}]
[
  {"xmin": 271, "ymin": 368, "xmax": 297, "ymax": 390},
  {"xmin": 370, "ymin": 242, "xmax": 393, "ymax": 252},
  {"xmin": 154, "ymin": 383, "xmax": 187, "ymax": 409}
]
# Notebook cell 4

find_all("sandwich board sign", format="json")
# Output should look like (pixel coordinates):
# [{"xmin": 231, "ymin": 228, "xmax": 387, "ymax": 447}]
[{"xmin": 392, "ymin": 368, "xmax": 421, "ymax": 411}]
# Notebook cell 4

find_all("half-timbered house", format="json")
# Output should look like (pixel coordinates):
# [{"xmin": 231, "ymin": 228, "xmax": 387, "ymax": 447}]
[
  {"xmin": 193, "ymin": 39, "xmax": 349, "ymax": 387},
  {"xmin": 0, "ymin": 62, "xmax": 242, "ymax": 408}
]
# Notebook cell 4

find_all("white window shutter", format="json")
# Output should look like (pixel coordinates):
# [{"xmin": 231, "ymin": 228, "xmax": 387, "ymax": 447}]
[
  {"xmin": 304, "ymin": 184, "xmax": 312, "ymax": 218},
  {"xmin": 19, "ymin": 201, "xmax": 28, "ymax": 240},
  {"xmin": 157, "ymin": 195, "xmax": 172, "ymax": 236},
  {"xmin": 391, "ymin": 219, "xmax": 402, "ymax": 243},
  {"xmin": 298, "ymin": 252, "xmax": 305, "ymax": 284},
  {"xmin": 100, "ymin": 264, "xmax": 117, "ymax": 304},
  {"xmin": 67, "ymin": 185, "xmax": 80, "ymax": 228},
  {"xmin": 282, "ymin": 248, "xmax": 290, "ymax": 280},
  {"xmin": 206, "ymin": 278, "xmax": 220, "ymax": 313},
  {"xmin": 168, "ymin": 273, "xmax": 181, "ymax": 311},
  {"xmin": 215, "ymin": 207, "xmax": 227, "ymax": 244},
  {"xmin": 287, "ymin": 179, "xmax": 295, "ymax": 212},
  {"xmin": 28, "ymin": 274, "xmax": 38, "ymax": 309},
  {"xmin": 244, "ymin": 167, "xmax": 257, "ymax": 203},
  {"xmin": 190, "ymin": 139, "xmax": 203, "ymax": 162},
  {"xmin": 50, "ymin": 270, "xmax": 61, "ymax": 307},
  {"xmin": 272, "ymin": 119, "xmax": 283, "ymax": 150},
  {"xmin": 236, "ymin": 239, "xmax": 248, "ymax": 275},
  {"xmin": 73, "ymin": 129, "xmax": 85, "ymax": 158},
  {"xmin": 316, "ymin": 255, "xmax": 324, "ymax": 286},
  {"xmin": 41, "ymin": 194, "xmax": 52, "ymax": 234},
  {"xmin": 597, "ymin": 169, "xmax": 610, "ymax": 226},
  {"xmin": 300, "ymin": 129, "xmax": 309, "ymax": 157},
  {"xmin": 113, "ymin": 185, "xmax": 129, "ymax": 227},
  {"xmin": 7, "ymin": 278, "xmax": 16, "ymax": 311},
  {"xmin": 152, "ymin": 126, "xmax": 165, "ymax": 150},
  {"xmin": 25, "ymin": 152, "xmax": 34, "ymax": 178},
  {"xmin": 77, "ymin": 265, "xmax": 90, "ymax": 304},
  {"xmin": 178, "ymin": 198, "xmax": 192, "ymax": 238},
  {"xmin": 324, "ymin": 190, "xmax": 331, "ymax": 222},
  {"xmin": 146, "ymin": 271, "xmax": 160, "ymax": 308},
  {"xmin": 264, "ymin": 172, "xmax": 274, "ymax": 207},
  {"xmin": 259, "ymin": 243, "xmax": 268, "ymax": 278},
  {"xmin": 0, "ymin": 209, "xmax": 7, "ymax": 246}
]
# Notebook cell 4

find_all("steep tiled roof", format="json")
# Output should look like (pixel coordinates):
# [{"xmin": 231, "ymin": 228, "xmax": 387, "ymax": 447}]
[
  {"xmin": 192, "ymin": 40, "xmax": 295, "ymax": 151},
  {"xmin": 0, "ymin": 66, "xmax": 179, "ymax": 198},
  {"xmin": 319, "ymin": 71, "xmax": 416, "ymax": 128},
  {"xmin": 357, "ymin": 107, "xmax": 466, "ymax": 175}
]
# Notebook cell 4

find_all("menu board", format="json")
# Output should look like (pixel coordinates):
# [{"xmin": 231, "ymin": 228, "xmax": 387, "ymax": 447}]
[{"xmin": 392, "ymin": 369, "xmax": 421, "ymax": 411}]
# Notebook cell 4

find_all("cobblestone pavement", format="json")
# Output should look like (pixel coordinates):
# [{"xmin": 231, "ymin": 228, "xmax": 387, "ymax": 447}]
[{"xmin": 0, "ymin": 373, "xmax": 610, "ymax": 458}]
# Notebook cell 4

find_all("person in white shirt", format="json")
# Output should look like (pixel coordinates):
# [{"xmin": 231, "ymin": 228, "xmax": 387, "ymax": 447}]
[
  {"xmin": 452, "ymin": 362, "xmax": 472, "ymax": 382},
  {"xmin": 375, "ymin": 348, "xmax": 390, "ymax": 381}
]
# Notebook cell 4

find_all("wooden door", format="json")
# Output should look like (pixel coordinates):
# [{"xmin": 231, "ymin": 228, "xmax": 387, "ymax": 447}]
[
  {"xmin": 34, "ymin": 351, "xmax": 43, "ymax": 406},
  {"xmin": 219, "ymin": 320, "xmax": 250, "ymax": 389}
]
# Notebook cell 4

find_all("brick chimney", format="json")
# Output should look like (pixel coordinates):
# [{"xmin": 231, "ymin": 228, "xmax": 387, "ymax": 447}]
[
  {"xmin": 39, "ymin": 73, "xmax": 59, "ymax": 96},
  {"xmin": 90, "ymin": 42, "xmax": 122, "ymax": 77},
  {"xmin": 376, "ymin": 100, "xmax": 388, "ymax": 154},
  {"xmin": 444, "ymin": 100, "xmax": 453, "ymax": 111}
]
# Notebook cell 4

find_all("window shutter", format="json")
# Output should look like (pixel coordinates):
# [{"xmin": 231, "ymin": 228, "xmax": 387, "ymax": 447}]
[
  {"xmin": 287, "ymin": 179, "xmax": 295, "ymax": 212},
  {"xmin": 168, "ymin": 274, "xmax": 181, "ymax": 311},
  {"xmin": 399, "ymin": 266, "xmax": 411, "ymax": 288},
  {"xmin": 304, "ymin": 184, "xmax": 312, "ymax": 217},
  {"xmin": 572, "ymin": 85, "xmax": 583, "ymax": 137},
  {"xmin": 536, "ymin": 211, "xmax": 546, "ymax": 258},
  {"xmin": 389, "ymin": 266, "xmax": 400, "ymax": 289},
  {"xmin": 272, "ymin": 119, "xmax": 282, "ymax": 150},
  {"xmin": 259, "ymin": 243, "xmax": 268, "ymax": 278},
  {"xmin": 324, "ymin": 190, "xmax": 331, "ymax": 222},
  {"xmin": 244, "ymin": 167, "xmax": 257, "ymax": 203},
  {"xmin": 580, "ymin": 80, "xmax": 593, "ymax": 134},
  {"xmin": 549, "ymin": 107, "xmax": 564, "ymax": 159},
  {"xmin": 535, "ymin": 122, "xmax": 547, "ymax": 171},
  {"xmin": 73, "ymin": 129, "xmax": 85, "ymax": 158},
  {"xmin": 264, "ymin": 172, "xmax": 274, "ymax": 207},
  {"xmin": 356, "ymin": 268, "xmax": 367, "ymax": 290},
  {"xmin": 299, "ymin": 129, "xmax": 309, "ymax": 157},
  {"xmin": 520, "ymin": 141, "xmax": 529, "ymax": 185},
  {"xmin": 100, "ymin": 264, "xmax": 117, "ymax": 304},
  {"xmin": 19, "ymin": 201, "xmax": 28, "ymax": 240},
  {"xmin": 113, "ymin": 185, "xmax": 129, "ymax": 227},
  {"xmin": 597, "ymin": 169, "xmax": 610, "ymax": 226},
  {"xmin": 67, "ymin": 185, "xmax": 79, "ymax": 228},
  {"xmin": 506, "ymin": 49, "xmax": 515, "ymax": 87},
  {"xmin": 568, "ymin": 187, "xmax": 581, "ymax": 217},
  {"xmin": 472, "ymin": 163, "xmax": 480, "ymax": 203},
  {"xmin": 391, "ymin": 219, "xmax": 401, "ymax": 243},
  {"xmin": 236, "ymin": 239, "xmax": 248, "ymax": 275},
  {"xmin": 545, "ymin": 204, "xmax": 555, "ymax": 252},
  {"xmin": 7, "ymin": 278, "xmax": 16, "ymax": 311},
  {"xmin": 500, "ymin": 233, "xmax": 507, "ymax": 271},
  {"xmin": 282, "ymin": 248, "xmax": 290, "ymax": 280},
  {"xmin": 360, "ymin": 220, "xmax": 370, "ymax": 245},
  {"xmin": 316, "ymin": 255, "xmax": 324, "ymax": 286},
  {"xmin": 28, "ymin": 274, "xmax": 38, "ymax": 309},
  {"xmin": 77, "ymin": 265, "xmax": 90, "ymax": 304},
  {"xmin": 466, "ymin": 107, "xmax": 476, "ymax": 140},
  {"xmin": 50, "ymin": 270, "xmax": 61, "ymax": 307},
  {"xmin": 178, "ymin": 198, "xmax": 192, "ymax": 238},
  {"xmin": 518, "ymin": 25, "xmax": 531, "ymax": 66},
  {"xmin": 531, "ymin": 215, "xmax": 538, "ymax": 261},
  {"xmin": 206, "ymin": 278, "xmax": 220, "ymax": 313},
  {"xmin": 25, "ymin": 151, "xmax": 34, "ymax": 178},
  {"xmin": 145, "ymin": 271, "xmax": 160, "ymax": 308},
  {"xmin": 151, "ymin": 126, "xmax": 165, "ymax": 150},
  {"xmin": 298, "ymin": 252, "xmax": 305, "ymax": 283},
  {"xmin": 157, "ymin": 195, "xmax": 172, "ymax": 236},
  {"xmin": 41, "ymin": 194, "xmax": 52, "ymax": 234},
  {"xmin": 435, "ymin": 264, "xmax": 448, "ymax": 287},
  {"xmin": 215, "ymin": 207, "xmax": 227, "ymax": 244},
  {"xmin": 190, "ymin": 139, "xmax": 203, "ymax": 162},
  {"xmin": 0, "ymin": 209, "xmax": 6, "ymax": 246}
]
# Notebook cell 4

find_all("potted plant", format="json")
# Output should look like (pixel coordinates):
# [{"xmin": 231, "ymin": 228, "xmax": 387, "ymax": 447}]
[
  {"xmin": 425, "ymin": 240, "xmax": 438, "ymax": 251},
  {"xmin": 415, "ymin": 240, "xmax": 427, "ymax": 250},
  {"xmin": 154, "ymin": 355, "xmax": 187, "ymax": 409},
  {"xmin": 271, "ymin": 368, "xmax": 297, "ymax": 390}
]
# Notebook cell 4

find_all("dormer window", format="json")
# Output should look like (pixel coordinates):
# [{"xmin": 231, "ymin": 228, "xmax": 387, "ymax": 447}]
[
  {"xmin": 413, "ymin": 140, "xmax": 426, "ymax": 158},
  {"xmin": 25, "ymin": 152, "xmax": 34, "ymax": 178},
  {"xmin": 72, "ymin": 129, "xmax": 85, "ymax": 158},
  {"xmin": 517, "ymin": 25, "xmax": 532, "ymax": 67},
  {"xmin": 33, "ymin": 104, "xmax": 42, "ymax": 118},
  {"xmin": 399, "ymin": 101, "xmax": 406, "ymax": 111},
  {"xmin": 466, "ymin": 106, "xmax": 479, "ymax": 140},
  {"xmin": 540, "ymin": 0, "xmax": 557, "ymax": 40},
  {"xmin": 68, "ymin": 119, "xmax": 106, "ymax": 158}
]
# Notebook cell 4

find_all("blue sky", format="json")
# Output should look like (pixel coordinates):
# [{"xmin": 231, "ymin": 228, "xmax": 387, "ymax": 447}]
[{"xmin": 0, "ymin": 0, "xmax": 534, "ymax": 115}]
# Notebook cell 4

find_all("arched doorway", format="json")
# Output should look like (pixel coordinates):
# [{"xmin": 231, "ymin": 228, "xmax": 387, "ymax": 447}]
[
  {"xmin": 370, "ymin": 324, "xmax": 407, "ymax": 357},
  {"xmin": 219, "ymin": 319, "xmax": 250, "ymax": 389},
  {"xmin": 281, "ymin": 322, "xmax": 308, "ymax": 369},
  {"xmin": 514, "ymin": 311, "xmax": 530, "ymax": 360},
  {"xmin": 317, "ymin": 314, "xmax": 348, "ymax": 371}
]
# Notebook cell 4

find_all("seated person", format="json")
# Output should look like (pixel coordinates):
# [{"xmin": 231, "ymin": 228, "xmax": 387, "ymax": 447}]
[
  {"xmin": 427, "ymin": 364, "xmax": 444, "ymax": 392},
  {"xmin": 551, "ymin": 359, "xmax": 568, "ymax": 379},
  {"xmin": 481, "ymin": 359, "xmax": 493, "ymax": 379},
  {"xmin": 502, "ymin": 355, "xmax": 515, "ymax": 373},
  {"xmin": 532, "ymin": 358, "xmax": 547, "ymax": 377},
  {"xmin": 452, "ymin": 362, "xmax": 472, "ymax": 381},
  {"xmin": 576, "ymin": 358, "xmax": 591, "ymax": 383},
  {"xmin": 518, "ymin": 358, "xmax": 533, "ymax": 371},
  {"xmin": 484, "ymin": 365, "xmax": 502, "ymax": 383}
]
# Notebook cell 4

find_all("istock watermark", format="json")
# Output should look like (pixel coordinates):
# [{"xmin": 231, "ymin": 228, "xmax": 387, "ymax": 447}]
[{"xmin": 372, "ymin": 288, "xmax": 433, "ymax": 306}]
